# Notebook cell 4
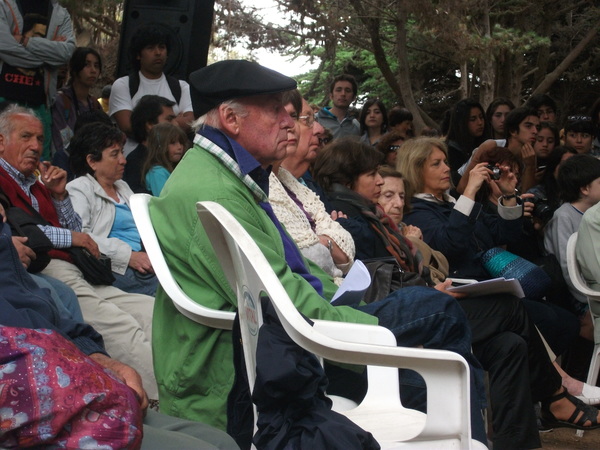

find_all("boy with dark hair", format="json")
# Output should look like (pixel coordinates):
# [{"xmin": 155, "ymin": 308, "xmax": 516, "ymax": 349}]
[
  {"xmin": 545, "ymin": 154, "xmax": 600, "ymax": 338},
  {"xmin": 315, "ymin": 73, "xmax": 360, "ymax": 139},
  {"xmin": 109, "ymin": 24, "xmax": 193, "ymax": 156},
  {"xmin": 564, "ymin": 116, "xmax": 594, "ymax": 155},
  {"xmin": 124, "ymin": 95, "xmax": 176, "ymax": 193},
  {"xmin": 526, "ymin": 93, "xmax": 558, "ymax": 123}
]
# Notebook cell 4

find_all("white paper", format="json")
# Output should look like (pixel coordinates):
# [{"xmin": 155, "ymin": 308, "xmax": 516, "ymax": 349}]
[
  {"xmin": 330, "ymin": 260, "xmax": 372, "ymax": 306},
  {"xmin": 448, "ymin": 277, "xmax": 525, "ymax": 298}
]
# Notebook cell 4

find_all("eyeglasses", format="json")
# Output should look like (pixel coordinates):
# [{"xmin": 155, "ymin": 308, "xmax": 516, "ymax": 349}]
[{"xmin": 298, "ymin": 114, "xmax": 316, "ymax": 127}]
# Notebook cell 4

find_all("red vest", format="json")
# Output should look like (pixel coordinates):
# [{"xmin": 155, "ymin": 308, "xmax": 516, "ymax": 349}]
[{"xmin": 0, "ymin": 165, "xmax": 72, "ymax": 262}]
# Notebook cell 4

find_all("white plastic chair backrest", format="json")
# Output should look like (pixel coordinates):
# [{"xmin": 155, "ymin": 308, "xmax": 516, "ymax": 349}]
[
  {"xmin": 130, "ymin": 194, "xmax": 235, "ymax": 330},
  {"xmin": 566, "ymin": 232, "xmax": 600, "ymax": 299},
  {"xmin": 196, "ymin": 201, "xmax": 466, "ymax": 368},
  {"xmin": 197, "ymin": 201, "xmax": 475, "ymax": 447}
]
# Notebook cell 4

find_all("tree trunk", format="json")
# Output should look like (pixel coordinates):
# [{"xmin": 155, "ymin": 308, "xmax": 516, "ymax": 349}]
[
  {"xmin": 479, "ymin": 0, "xmax": 495, "ymax": 109},
  {"xmin": 459, "ymin": 61, "xmax": 468, "ymax": 99},
  {"xmin": 394, "ymin": 4, "xmax": 427, "ymax": 133},
  {"xmin": 530, "ymin": 22, "xmax": 599, "ymax": 96}
]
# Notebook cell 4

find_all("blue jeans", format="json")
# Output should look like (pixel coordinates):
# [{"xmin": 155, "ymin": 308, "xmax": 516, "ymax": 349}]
[
  {"xmin": 31, "ymin": 273, "xmax": 84, "ymax": 322},
  {"xmin": 112, "ymin": 267, "xmax": 159, "ymax": 296},
  {"xmin": 355, "ymin": 286, "xmax": 487, "ymax": 445}
]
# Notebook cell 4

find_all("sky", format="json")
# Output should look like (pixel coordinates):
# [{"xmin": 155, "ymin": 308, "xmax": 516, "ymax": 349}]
[{"xmin": 239, "ymin": 0, "xmax": 316, "ymax": 77}]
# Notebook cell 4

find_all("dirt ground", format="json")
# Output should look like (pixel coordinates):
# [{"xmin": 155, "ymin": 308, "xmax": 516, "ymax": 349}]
[{"xmin": 540, "ymin": 427, "xmax": 600, "ymax": 449}]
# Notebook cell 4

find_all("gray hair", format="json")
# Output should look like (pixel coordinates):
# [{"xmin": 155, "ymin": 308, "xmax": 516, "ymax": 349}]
[
  {"xmin": 0, "ymin": 104, "xmax": 38, "ymax": 139},
  {"xmin": 191, "ymin": 99, "xmax": 249, "ymax": 132}
]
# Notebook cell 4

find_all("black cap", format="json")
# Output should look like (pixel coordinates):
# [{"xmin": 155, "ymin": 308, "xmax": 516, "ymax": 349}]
[{"xmin": 189, "ymin": 60, "xmax": 297, "ymax": 117}]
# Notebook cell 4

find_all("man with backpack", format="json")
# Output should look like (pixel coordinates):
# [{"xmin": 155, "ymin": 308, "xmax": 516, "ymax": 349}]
[{"xmin": 109, "ymin": 24, "xmax": 193, "ymax": 156}]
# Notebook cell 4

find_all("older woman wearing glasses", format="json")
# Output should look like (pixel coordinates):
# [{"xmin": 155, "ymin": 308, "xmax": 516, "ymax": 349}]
[{"xmin": 268, "ymin": 90, "xmax": 354, "ymax": 283}]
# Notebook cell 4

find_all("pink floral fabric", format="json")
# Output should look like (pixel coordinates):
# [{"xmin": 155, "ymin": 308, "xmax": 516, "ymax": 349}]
[{"xmin": 0, "ymin": 326, "xmax": 142, "ymax": 449}]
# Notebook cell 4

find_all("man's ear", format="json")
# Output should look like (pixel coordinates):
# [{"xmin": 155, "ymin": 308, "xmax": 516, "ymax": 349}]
[{"xmin": 219, "ymin": 104, "xmax": 241, "ymax": 136}]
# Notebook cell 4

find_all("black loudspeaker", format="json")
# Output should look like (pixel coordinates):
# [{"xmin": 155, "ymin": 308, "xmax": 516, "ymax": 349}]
[{"xmin": 116, "ymin": 0, "xmax": 214, "ymax": 80}]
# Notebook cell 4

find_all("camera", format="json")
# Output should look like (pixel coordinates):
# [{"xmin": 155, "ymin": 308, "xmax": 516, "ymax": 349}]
[
  {"xmin": 529, "ymin": 195, "xmax": 554, "ymax": 224},
  {"xmin": 486, "ymin": 164, "xmax": 501, "ymax": 180}
]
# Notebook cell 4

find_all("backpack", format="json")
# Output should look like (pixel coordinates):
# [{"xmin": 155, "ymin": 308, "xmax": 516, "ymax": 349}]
[{"xmin": 128, "ymin": 71, "xmax": 182, "ymax": 104}]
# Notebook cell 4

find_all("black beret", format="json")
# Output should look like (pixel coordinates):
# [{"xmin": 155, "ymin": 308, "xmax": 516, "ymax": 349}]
[{"xmin": 189, "ymin": 60, "xmax": 297, "ymax": 117}]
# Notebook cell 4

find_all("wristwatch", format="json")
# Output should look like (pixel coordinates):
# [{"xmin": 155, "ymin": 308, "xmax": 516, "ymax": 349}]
[{"xmin": 327, "ymin": 239, "xmax": 333, "ymax": 253}]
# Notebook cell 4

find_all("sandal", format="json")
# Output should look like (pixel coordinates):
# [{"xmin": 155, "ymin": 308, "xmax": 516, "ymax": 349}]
[{"xmin": 540, "ymin": 389, "xmax": 600, "ymax": 430}]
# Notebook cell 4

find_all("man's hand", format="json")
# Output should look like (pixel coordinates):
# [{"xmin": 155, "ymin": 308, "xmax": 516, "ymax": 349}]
[
  {"xmin": 38, "ymin": 162, "xmax": 67, "ymax": 200},
  {"xmin": 89, "ymin": 353, "xmax": 149, "ymax": 413},
  {"xmin": 71, "ymin": 231, "xmax": 100, "ymax": 258},
  {"xmin": 129, "ymin": 251, "xmax": 154, "ymax": 274},
  {"xmin": 12, "ymin": 236, "xmax": 36, "ymax": 268},
  {"xmin": 521, "ymin": 143, "xmax": 537, "ymax": 165}
]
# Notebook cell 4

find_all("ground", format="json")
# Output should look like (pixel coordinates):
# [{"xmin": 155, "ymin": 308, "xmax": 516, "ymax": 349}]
[{"xmin": 540, "ymin": 427, "xmax": 600, "ymax": 449}]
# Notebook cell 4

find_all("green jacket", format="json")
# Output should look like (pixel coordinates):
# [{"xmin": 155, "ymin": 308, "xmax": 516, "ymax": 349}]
[{"xmin": 149, "ymin": 138, "xmax": 377, "ymax": 430}]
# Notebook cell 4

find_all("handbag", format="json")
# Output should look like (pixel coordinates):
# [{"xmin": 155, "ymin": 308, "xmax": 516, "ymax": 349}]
[
  {"xmin": 68, "ymin": 247, "xmax": 115, "ymax": 286},
  {"xmin": 6, "ymin": 206, "xmax": 53, "ymax": 273},
  {"xmin": 6, "ymin": 200, "xmax": 115, "ymax": 285},
  {"xmin": 363, "ymin": 257, "xmax": 427, "ymax": 304},
  {"xmin": 481, "ymin": 247, "xmax": 551, "ymax": 300}
]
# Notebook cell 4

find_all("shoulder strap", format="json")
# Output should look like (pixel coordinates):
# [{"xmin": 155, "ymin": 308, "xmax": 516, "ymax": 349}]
[
  {"xmin": 128, "ymin": 72, "xmax": 140, "ymax": 99},
  {"xmin": 165, "ymin": 75, "xmax": 182, "ymax": 104}
]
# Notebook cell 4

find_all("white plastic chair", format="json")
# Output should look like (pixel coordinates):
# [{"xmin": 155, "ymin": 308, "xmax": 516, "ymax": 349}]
[
  {"xmin": 130, "ymin": 193, "xmax": 235, "ymax": 330},
  {"xmin": 197, "ymin": 200, "xmax": 484, "ymax": 449},
  {"xmin": 566, "ymin": 232, "xmax": 600, "ymax": 402}
]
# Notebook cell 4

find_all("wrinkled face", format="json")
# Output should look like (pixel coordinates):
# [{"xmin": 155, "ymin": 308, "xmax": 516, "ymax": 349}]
[
  {"xmin": 353, "ymin": 169, "xmax": 383, "ymax": 203},
  {"xmin": 330, "ymin": 81, "xmax": 355, "ymax": 109},
  {"xmin": 295, "ymin": 99, "xmax": 324, "ymax": 163},
  {"xmin": 365, "ymin": 104, "xmax": 384, "ymax": 129},
  {"xmin": 167, "ymin": 140, "xmax": 184, "ymax": 164},
  {"xmin": 491, "ymin": 104, "xmax": 511, "ymax": 137},
  {"xmin": 467, "ymin": 107, "xmax": 485, "ymax": 137},
  {"xmin": 87, "ymin": 142, "xmax": 126, "ymax": 184},
  {"xmin": 537, "ymin": 105, "xmax": 556, "ymax": 123},
  {"xmin": 138, "ymin": 43, "xmax": 167, "ymax": 76},
  {"xmin": 534, "ymin": 127, "xmax": 556, "ymax": 159},
  {"xmin": 0, "ymin": 114, "xmax": 44, "ymax": 176},
  {"xmin": 512, "ymin": 115, "xmax": 540, "ymax": 145},
  {"xmin": 236, "ymin": 94, "xmax": 294, "ymax": 168},
  {"xmin": 422, "ymin": 147, "xmax": 451, "ymax": 197},
  {"xmin": 565, "ymin": 130, "xmax": 592, "ymax": 154},
  {"xmin": 378, "ymin": 176, "xmax": 406, "ymax": 225},
  {"xmin": 284, "ymin": 102, "xmax": 300, "ymax": 157}
]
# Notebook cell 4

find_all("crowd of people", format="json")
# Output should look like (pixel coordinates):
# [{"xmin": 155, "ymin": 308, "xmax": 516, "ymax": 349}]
[{"xmin": 2, "ymin": 0, "xmax": 600, "ymax": 449}]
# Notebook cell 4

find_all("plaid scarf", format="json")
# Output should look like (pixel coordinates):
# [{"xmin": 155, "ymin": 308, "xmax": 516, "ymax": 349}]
[{"xmin": 328, "ymin": 184, "xmax": 422, "ymax": 274}]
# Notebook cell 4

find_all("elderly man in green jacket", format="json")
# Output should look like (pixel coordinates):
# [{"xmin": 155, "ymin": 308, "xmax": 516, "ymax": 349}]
[{"xmin": 149, "ymin": 60, "xmax": 484, "ymax": 439}]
